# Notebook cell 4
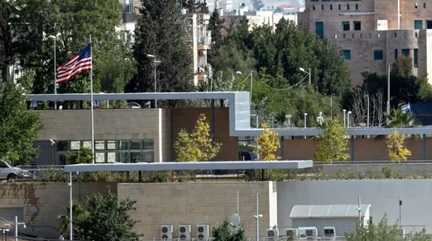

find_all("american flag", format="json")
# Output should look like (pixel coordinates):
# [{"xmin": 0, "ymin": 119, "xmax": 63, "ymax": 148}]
[{"xmin": 56, "ymin": 45, "xmax": 92, "ymax": 83}]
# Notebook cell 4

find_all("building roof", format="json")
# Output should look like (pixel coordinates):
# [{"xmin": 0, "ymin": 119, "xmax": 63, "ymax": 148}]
[
  {"xmin": 64, "ymin": 160, "xmax": 313, "ymax": 173},
  {"xmin": 290, "ymin": 204, "xmax": 371, "ymax": 219},
  {"xmin": 27, "ymin": 92, "xmax": 432, "ymax": 137}
]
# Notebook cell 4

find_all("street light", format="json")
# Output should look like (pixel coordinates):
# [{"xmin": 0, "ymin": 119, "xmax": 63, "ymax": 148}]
[
  {"xmin": 343, "ymin": 109, "xmax": 347, "ymax": 128},
  {"xmin": 48, "ymin": 35, "xmax": 57, "ymax": 109},
  {"xmin": 304, "ymin": 112, "xmax": 308, "ymax": 128},
  {"xmin": 347, "ymin": 111, "xmax": 352, "ymax": 128},
  {"xmin": 253, "ymin": 192, "xmax": 263, "ymax": 241},
  {"xmin": 299, "ymin": 67, "xmax": 312, "ymax": 86},
  {"xmin": 365, "ymin": 94, "xmax": 370, "ymax": 128},
  {"xmin": 146, "ymin": 54, "xmax": 161, "ymax": 108}
]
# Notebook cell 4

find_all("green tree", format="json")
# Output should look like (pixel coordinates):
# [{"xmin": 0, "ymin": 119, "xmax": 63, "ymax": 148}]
[
  {"xmin": 67, "ymin": 148, "xmax": 93, "ymax": 164},
  {"xmin": 388, "ymin": 107, "xmax": 415, "ymax": 128},
  {"xmin": 256, "ymin": 123, "xmax": 280, "ymax": 160},
  {"xmin": 131, "ymin": 0, "xmax": 193, "ymax": 92},
  {"xmin": 346, "ymin": 217, "xmax": 430, "ymax": 241},
  {"xmin": 175, "ymin": 114, "xmax": 221, "ymax": 161},
  {"xmin": 61, "ymin": 193, "xmax": 139, "ymax": 241},
  {"xmin": 212, "ymin": 221, "xmax": 246, "ymax": 241},
  {"xmin": 387, "ymin": 131, "xmax": 412, "ymax": 162},
  {"xmin": 0, "ymin": 82, "xmax": 41, "ymax": 165},
  {"xmin": 314, "ymin": 119, "xmax": 349, "ymax": 163}
]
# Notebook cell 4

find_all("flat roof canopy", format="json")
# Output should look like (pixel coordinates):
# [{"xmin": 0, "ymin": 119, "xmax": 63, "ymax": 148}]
[{"xmin": 64, "ymin": 160, "xmax": 313, "ymax": 173}]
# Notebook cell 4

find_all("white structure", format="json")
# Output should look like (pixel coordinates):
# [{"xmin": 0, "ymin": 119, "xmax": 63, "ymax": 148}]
[
  {"xmin": 289, "ymin": 204, "xmax": 371, "ymax": 238},
  {"xmin": 246, "ymin": 9, "xmax": 299, "ymax": 31}
]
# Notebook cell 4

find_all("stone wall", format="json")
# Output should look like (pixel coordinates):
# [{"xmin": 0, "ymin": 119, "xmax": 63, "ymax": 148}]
[{"xmin": 117, "ymin": 182, "xmax": 275, "ymax": 241}]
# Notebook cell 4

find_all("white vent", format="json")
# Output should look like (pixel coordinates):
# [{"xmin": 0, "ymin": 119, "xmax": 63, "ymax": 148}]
[
  {"xmin": 178, "ymin": 225, "xmax": 191, "ymax": 241},
  {"xmin": 161, "ymin": 225, "xmax": 173, "ymax": 241},
  {"xmin": 196, "ymin": 224, "xmax": 210, "ymax": 241}
]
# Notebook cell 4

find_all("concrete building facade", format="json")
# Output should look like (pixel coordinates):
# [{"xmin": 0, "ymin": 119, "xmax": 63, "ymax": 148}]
[{"xmin": 301, "ymin": 0, "xmax": 432, "ymax": 86}]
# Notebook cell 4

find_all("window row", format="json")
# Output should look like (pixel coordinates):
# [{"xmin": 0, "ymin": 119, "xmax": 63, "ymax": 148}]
[
  {"xmin": 342, "ymin": 21, "xmax": 361, "ymax": 31},
  {"xmin": 341, "ymin": 48, "xmax": 419, "ymax": 66},
  {"xmin": 414, "ymin": 20, "xmax": 432, "ymax": 30},
  {"xmin": 312, "ymin": 3, "xmax": 359, "ymax": 11},
  {"xmin": 57, "ymin": 139, "xmax": 154, "ymax": 152},
  {"xmin": 58, "ymin": 150, "xmax": 155, "ymax": 164}
]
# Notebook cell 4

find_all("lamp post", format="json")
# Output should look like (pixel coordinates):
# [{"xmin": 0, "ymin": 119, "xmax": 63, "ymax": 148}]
[
  {"xmin": 347, "ymin": 111, "xmax": 352, "ymax": 128},
  {"xmin": 365, "ymin": 94, "xmax": 370, "ymax": 127},
  {"xmin": 304, "ymin": 113, "xmax": 308, "ymax": 128},
  {"xmin": 147, "ymin": 54, "xmax": 161, "ymax": 108},
  {"xmin": 253, "ymin": 192, "xmax": 263, "ymax": 241},
  {"xmin": 48, "ymin": 35, "xmax": 57, "ymax": 109},
  {"xmin": 343, "ymin": 109, "xmax": 347, "ymax": 128},
  {"xmin": 14, "ymin": 216, "xmax": 26, "ymax": 241},
  {"xmin": 299, "ymin": 67, "xmax": 312, "ymax": 86}
]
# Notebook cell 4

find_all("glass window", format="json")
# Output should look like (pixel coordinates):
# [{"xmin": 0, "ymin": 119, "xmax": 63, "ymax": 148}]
[
  {"xmin": 95, "ymin": 141, "xmax": 105, "ymax": 150},
  {"xmin": 107, "ymin": 152, "xmax": 116, "ymax": 163},
  {"xmin": 402, "ymin": 49, "xmax": 410, "ymax": 57},
  {"xmin": 342, "ymin": 21, "xmax": 350, "ymax": 31},
  {"xmin": 130, "ymin": 152, "xmax": 142, "ymax": 163},
  {"xmin": 120, "ymin": 140, "xmax": 129, "ymax": 150},
  {"xmin": 338, "ymin": 4, "xmax": 341, "ymax": 10},
  {"xmin": 355, "ymin": 4, "xmax": 359, "ymax": 10},
  {"xmin": 341, "ymin": 49, "xmax": 352, "ymax": 60},
  {"xmin": 374, "ymin": 50, "xmax": 384, "ymax": 60},
  {"xmin": 415, "ymin": 20, "xmax": 423, "ymax": 29},
  {"xmin": 427, "ymin": 20, "xmax": 432, "ymax": 29},
  {"xmin": 346, "ymin": 4, "xmax": 350, "ymax": 10},
  {"xmin": 82, "ymin": 141, "xmax": 91, "ymax": 149},
  {"xmin": 414, "ymin": 48, "xmax": 418, "ymax": 67},
  {"xmin": 119, "ymin": 152, "xmax": 130, "ymax": 163},
  {"xmin": 96, "ymin": 152, "xmax": 105, "ymax": 163},
  {"xmin": 394, "ymin": 49, "xmax": 399, "ymax": 59},
  {"xmin": 354, "ymin": 21, "xmax": 361, "ymax": 31},
  {"xmin": 0, "ymin": 162, "xmax": 8, "ymax": 168},
  {"xmin": 330, "ymin": 4, "xmax": 333, "ymax": 10},
  {"xmin": 70, "ymin": 141, "xmax": 80, "ymax": 150},
  {"xmin": 315, "ymin": 21, "xmax": 324, "ymax": 39},
  {"xmin": 57, "ymin": 141, "xmax": 69, "ymax": 151},
  {"xmin": 107, "ymin": 140, "xmax": 117, "ymax": 150},
  {"xmin": 130, "ymin": 140, "xmax": 142, "ymax": 150}
]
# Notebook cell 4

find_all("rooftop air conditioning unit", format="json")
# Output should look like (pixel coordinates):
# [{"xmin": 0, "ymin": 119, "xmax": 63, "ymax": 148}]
[
  {"xmin": 267, "ymin": 227, "xmax": 279, "ymax": 241},
  {"xmin": 196, "ymin": 224, "xmax": 210, "ymax": 241},
  {"xmin": 161, "ymin": 225, "xmax": 173, "ymax": 241},
  {"xmin": 323, "ymin": 226, "xmax": 336, "ymax": 240},
  {"xmin": 178, "ymin": 225, "xmax": 191, "ymax": 241},
  {"xmin": 298, "ymin": 227, "xmax": 318, "ymax": 240},
  {"xmin": 284, "ymin": 228, "xmax": 298, "ymax": 241}
]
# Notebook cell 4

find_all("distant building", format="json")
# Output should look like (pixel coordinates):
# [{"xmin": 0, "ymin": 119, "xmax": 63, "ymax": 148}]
[
  {"xmin": 246, "ymin": 9, "xmax": 299, "ymax": 31},
  {"xmin": 301, "ymin": 0, "xmax": 432, "ymax": 86}
]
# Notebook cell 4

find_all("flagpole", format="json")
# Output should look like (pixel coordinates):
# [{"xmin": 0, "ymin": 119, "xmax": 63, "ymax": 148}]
[{"xmin": 90, "ymin": 36, "xmax": 95, "ymax": 164}]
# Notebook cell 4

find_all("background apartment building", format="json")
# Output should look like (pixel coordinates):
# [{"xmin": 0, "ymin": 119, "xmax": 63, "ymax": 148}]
[{"xmin": 301, "ymin": 0, "xmax": 432, "ymax": 86}]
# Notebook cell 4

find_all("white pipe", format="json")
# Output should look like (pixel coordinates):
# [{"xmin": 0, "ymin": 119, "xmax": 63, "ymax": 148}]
[{"xmin": 69, "ymin": 172, "xmax": 73, "ymax": 240}]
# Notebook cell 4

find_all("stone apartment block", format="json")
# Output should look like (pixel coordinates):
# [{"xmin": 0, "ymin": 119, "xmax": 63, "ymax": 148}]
[{"xmin": 301, "ymin": 0, "xmax": 432, "ymax": 86}]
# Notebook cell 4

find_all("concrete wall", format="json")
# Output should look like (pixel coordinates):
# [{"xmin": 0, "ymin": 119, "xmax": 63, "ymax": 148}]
[
  {"xmin": 170, "ymin": 108, "xmax": 238, "ymax": 161},
  {"xmin": 277, "ymin": 180, "xmax": 432, "ymax": 232},
  {"xmin": 0, "ymin": 183, "xmax": 115, "ymax": 228},
  {"xmin": 117, "ymin": 182, "xmax": 274, "ymax": 241}
]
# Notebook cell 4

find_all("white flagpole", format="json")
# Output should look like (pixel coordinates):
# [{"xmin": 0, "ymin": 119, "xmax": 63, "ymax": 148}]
[{"xmin": 90, "ymin": 36, "xmax": 95, "ymax": 164}]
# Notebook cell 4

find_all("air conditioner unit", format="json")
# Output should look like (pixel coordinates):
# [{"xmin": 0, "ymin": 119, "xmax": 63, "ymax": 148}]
[
  {"xmin": 161, "ymin": 225, "xmax": 173, "ymax": 241},
  {"xmin": 267, "ymin": 227, "xmax": 279, "ymax": 241},
  {"xmin": 178, "ymin": 225, "xmax": 191, "ymax": 241},
  {"xmin": 196, "ymin": 224, "xmax": 210, "ymax": 241},
  {"xmin": 284, "ymin": 228, "xmax": 298, "ymax": 241},
  {"xmin": 323, "ymin": 226, "xmax": 336, "ymax": 240},
  {"xmin": 298, "ymin": 227, "xmax": 318, "ymax": 240}
]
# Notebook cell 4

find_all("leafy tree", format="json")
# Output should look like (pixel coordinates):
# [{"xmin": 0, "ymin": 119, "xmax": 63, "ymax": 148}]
[
  {"xmin": 175, "ymin": 114, "xmax": 221, "ymax": 161},
  {"xmin": 61, "ymin": 193, "xmax": 139, "ymax": 241},
  {"xmin": 387, "ymin": 131, "xmax": 412, "ymax": 162},
  {"xmin": 0, "ymin": 82, "xmax": 41, "ymax": 165},
  {"xmin": 212, "ymin": 221, "xmax": 246, "ymax": 241},
  {"xmin": 256, "ymin": 123, "xmax": 280, "ymax": 160},
  {"xmin": 388, "ymin": 107, "xmax": 415, "ymax": 128},
  {"xmin": 314, "ymin": 119, "xmax": 349, "ymax": 163},
  {"xmin": 130, "ymin": 0, "xmax": 193, "ymax": 92},
  {"xmin": 67, "ymin": 148, "xmax": 93, "ymax": 164},
  {"xmin": 346, "ymin": 217, "xmax": 430, "ymax": 241}
]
